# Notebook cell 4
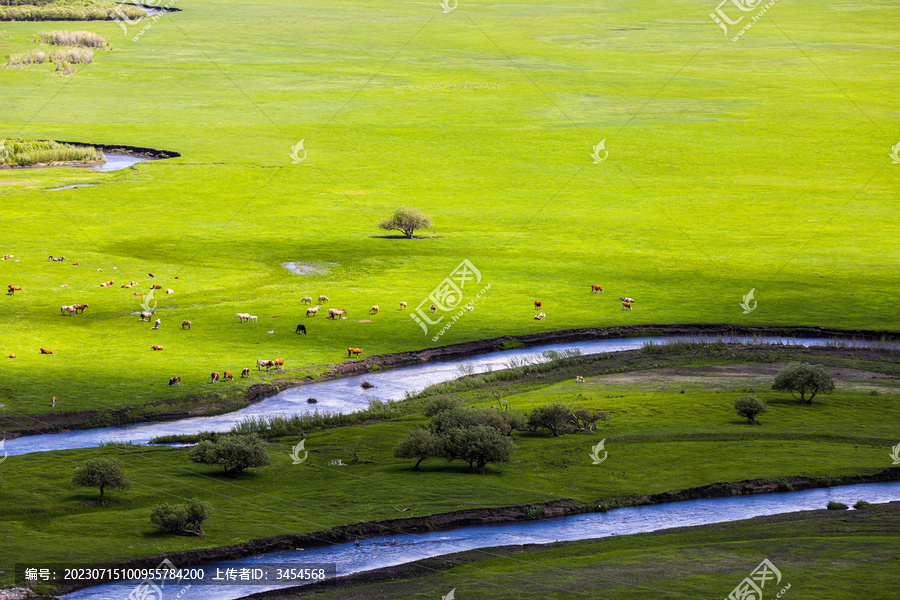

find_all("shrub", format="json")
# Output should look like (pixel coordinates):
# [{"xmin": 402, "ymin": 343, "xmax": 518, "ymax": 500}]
[
  {"xmin": 528, "ymin": 403, "xmax": 571, "ymax": 436},
  {"xmin": 38, "ymin": 29, "xmax": 108, "ymax": 48},
  {"xmin": 440, "ymin": 425, "xmax": 514, "ymax": 474},
  {"xmin": 854, "ymin": 500, "xmax": 871, "ymax": 510},
  {"xmin": 772, "ymin": 363, "xmax": 835, "ymax": 404},
  {"xmin": 150, "ymin": 499, "xmax": 209, "ymax": 536},
  {"xmin": 428, "ymin": 406, "xmax": 510, "ymax": 435},
  {"xmin": 188, "ymin": 433, "xmax": 270, "ymax": 477},
  {"xmin": 422, "ymin": 395, "xmax": 461, "ymax": 417},
  {"xmin": 71, "ymin": 457, "xmax": 128, "ymax": 504},
  {"xmin": 826, "ymin": 501, "xmax": 848, "ymax": 510},
  {"xmin": 570, "ymin": 407, "xmax": 608, "ymax": 432},
  {"xmin": 734, "ymin": 395, "xmax": 769, "ymax": 424}
]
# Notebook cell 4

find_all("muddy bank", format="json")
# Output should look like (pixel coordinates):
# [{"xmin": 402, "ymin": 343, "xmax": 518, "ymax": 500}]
[
  {"xmin": 52, "ymin": 467, "xmax": 900, "ymax": 595},
  {"xmin": 2, "ymin": 324, "xmax": 898, "ymax": 440},
  {"xmin": 54, "ymin": 141, "xmax": 180, "ymax": 160}
]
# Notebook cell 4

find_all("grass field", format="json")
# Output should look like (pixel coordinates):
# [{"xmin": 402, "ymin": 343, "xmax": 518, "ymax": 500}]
[
  {"xmin": 0, "ymin": 0, "xmax": 897, "ymax": 420},
  {"xmin": 261, "ymin": 503, "xmax": 900, "ymax": 600},
  {"xmin": 0, "ymin": 349, "xmax": 896, "ymax": 589}
]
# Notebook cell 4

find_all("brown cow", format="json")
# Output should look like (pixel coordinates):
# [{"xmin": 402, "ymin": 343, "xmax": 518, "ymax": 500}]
[
  {"xmin": 591, "ymin": 285, "xmax": 604, "ymax": 293},
  {"xmin": 621, "ymin": 301, "xmax": 632, "ymax": 311},
  {"xmin": 273, "ymin": 358, "xmax": 285, "ymax": 368},
  {"xmin": 369, "ymin": 305, "xmax": 379, "ymax": 314},
  {"xmin": 241, "ymin": 367, "xmax": 251, "ymax": 378},
  {"xmin": 430, "ymin": 304, "xmax": 437, "ymax": 313},
  {"xmin": 210, "ymin": 371, "xmax": 220, "ymax": 383},
  {"xmin": 182, "ymin": 320, "xmax": 191, "ymax": 330},
  {"xmin": 40, "ymin": 347, "xmax": 53, "ymax": 354},
  {"xmin": 7, "ymin": 285, "xmax": 22, "ymax": 295},
  {"xmin": 534, "ymin": 301, "xmax": 542, "ymax": 310},
  {"xmin": 348, "ymin": 348, "xmax": 364, "ymax": 358},
  {"xmin": 7, "ymin": 353, "xmax": 15, "ymax": 358},
  {"xmin": 169, "ymin": 376, "xmax": 181, "ymax": 387},
  {"xmin": 151, "ymin": 345, "xmax": 164, "ymax": 351},
  {"xmin": 223, "ymin": 371, "xmax": 233, "ymax": 381},
  {"xmin": 151, "ymin": 284, "xmax": 163, "ymax": 290}
]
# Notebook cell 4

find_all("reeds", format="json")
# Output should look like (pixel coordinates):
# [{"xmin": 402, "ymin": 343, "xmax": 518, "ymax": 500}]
[
  {"xmin": 38, "ymin": 30, "xmax": 109, "ymax": 49},
  {"xmin": 0, "ymin": 1, "xmax": 146, "ymax": 22},
  {"xmin": 0, "ymin": 138, "xmax": 103, "ymax": 167}
]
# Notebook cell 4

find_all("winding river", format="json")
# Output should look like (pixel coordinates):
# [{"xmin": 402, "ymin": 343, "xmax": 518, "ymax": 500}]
[
  {"xmin": 4, "ymin": 336, "xmax": 890, "ymax": 457},
  {"xmin": 60, "ymin": 481, "xmax": 900, "ymax": 599}
]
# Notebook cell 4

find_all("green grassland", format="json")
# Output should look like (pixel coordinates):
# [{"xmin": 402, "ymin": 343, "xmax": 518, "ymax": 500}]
[
  {"xmin": 267, "ymin": 503, "xmax": 900, "ymax": 600},
  {"xmin": 0, "ymin": 352, "xmax": 896, "ymax": 588},
  {"xmin": 0, "ymin": 0, "xmax": 897, "ymax": 418}
]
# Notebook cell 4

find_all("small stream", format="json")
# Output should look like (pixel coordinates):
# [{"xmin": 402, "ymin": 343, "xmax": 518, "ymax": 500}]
[
  {"xmin": 60, "ymin": 481, "xmax": 900, "ymax": 600},
  {"xmin": 4, "ymin": 336, "xmax": 890, "ymax": 457}
]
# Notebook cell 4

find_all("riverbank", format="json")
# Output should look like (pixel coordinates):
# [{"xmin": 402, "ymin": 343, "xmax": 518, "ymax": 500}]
[
  {"xmin": 2, "ymin": 324, "xmax": 897, "ymax": 440},
  {"xmin": 49, "ymin": 468, "xmax": 900, "ymax": 595}
]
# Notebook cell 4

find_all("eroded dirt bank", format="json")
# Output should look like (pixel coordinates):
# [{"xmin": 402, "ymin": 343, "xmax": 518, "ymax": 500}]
[
  {"xmin": 53, "ymin": 467, "xmax": 900, "ymax": 595},
  {"xmin": 2, "ymin": 324, "xmax": 897, "ymax": 440}
]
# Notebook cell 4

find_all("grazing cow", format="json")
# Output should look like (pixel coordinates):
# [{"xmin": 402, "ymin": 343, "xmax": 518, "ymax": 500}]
[
  {"xmin": 369, "ymin": 305, "xmax": 379, "ymax": 314},
  {"xmin": 318, "ymin": 295, "xmax": 329, "ymax": 304},
  {"xmin": 348, "ymin": 347, "xmax": 364, "ymax": 358},
  {"xmin": 40, "ymin": 347, "xmax": 53, "ymax": 354},
  {"xmin": 534, "ymin": 301, "xmax": 542, "ymax": 310},
  {"xmin": 235, "ymin": 313, "xmax": 250, "ymax": 323},
  {"xmin": 430, "ymin": 304, "xmax": 437, "ymax": 313},
  {"xmin": 148, "ymin": 273, "xmax": 155, "ymax": 279},
  {"xmin": 257, "ymin": 359, "xmax": 274, "ymax": 371},
  {"xmin": 7, "ymin": 285, "xmax": 22, "ymax": 295},
  {"xmin": 210, "ymin": 371, "xmax": 220, "ymax": 383},
  {"xmin": 400, "ymin": 301, "xmax": 407, "ymax": 310},
  {"xmin": 152, "ymin": 345, "xmax": 164, "ymax": 350},
  {"xmin": 248, "ymin": 315, "xmax": 257, "ymax": 323},
  {"xmin": 301, "ymin": 297, "xmax": 312, "ymax": 305},
  {"xmin": 466, "ymin": 306, "xmax": 474, "ymax": 311},
  {"xmin": 49, "ymin": 255, "xmax": 66, "ymax": 261},
  {"xmin": 7, "ymin": 353, "xmax": 15, "ymax": 358},
  {"xmin": 73, "ymin": 303, "xmax": 88, "ymax": 314},
  {"xmin": 151, "ymin": 284, "xmax": 163, "ymax": 290},
  {"xmin": 169, "ymin": 376, "xmax": 181, "ymax": 387},
  {"xmin": 306, "ymin": 306, "xmax": 320, "ymax": 317},
  {"xmin": 133, "ymin": 292, "xmax": 142, "ymax": 296},
  {"xmin": 591, "ymin": 285, "xmax": 604, "ymax": 293},
  {"xmin": 72, "ymin": 262, "xmax": 79, "ymax": 265},
  {"xmin": 182, "ymin": 320, "xmax": 191, "ymax": 330},
  {"xmin": 273, "ymin": 358, "xmax": 285, "ymax": 368},
  {"xmin": 2, "ymin": 254, "xmax": 12, "ymax": 260},
  {"xmin": 100, "ymin": 281, "xmax": 115, "ymax": 287},
  {"xmin": 139, "ymin": 311, "xmax": 155, "ymax": 322},
  {"xmin": 328, "ymin": 308, "xmax": 347, "ymax": 320},
  {"xmin": 166, "ymin": 289, "xmax": 174, "ymax": 294},
  {"xmin": 295, "ymin": 324, "xmax": 307, "ymax": 335},
  {"xmin": 223, "ymin": 371, "xmax": 234, "ymax": 381},
  {"xmin": 619, "ymin": 297, "xmax": 635, "ymax": 303},
  {"xmin": 576, "ymin": 376, "xmax": 585, "ymax": 383},
  {"xmin": 241, "ymin": 367, "xmax": 250, "ymax": 378},
  {"xmin": 621, "ymin": 301, "xmax": 632, "ymax": 311},
  {"xmin": 121, "ymin": 284, "xmax": 132, "ymax": 289}
]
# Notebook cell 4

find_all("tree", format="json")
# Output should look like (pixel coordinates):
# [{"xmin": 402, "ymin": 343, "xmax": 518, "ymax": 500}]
[
  {"xmin": 772, "ymin": 363, "xmax": 835, "ymax": 404},
  {"xmin": 734, "ymin": 395, "xmax": 769, "ymax": 424},
  {"xmin": 428, "ymin": 406, "xmax": 510, "ymax": 436},
  {"xmin": 528, "ymin": 403, "xmax": 571, "ymax": 436},
  {"xmin": 188, "ymin": 433, "xmax": 270, "ymax": 477},
  {"xmin": 440, "ymin": 426, "xmax": 514, "ymax": 474},
  {"xmin": 150, "ymin": 499, "xmax": 209, "ymax": 536},
  {"xmin": 393, "ymin": 428, "xmax": 438, "ymax": 470},
  {"xmin": 378, "ymin": 207, "xmax": 432, "ymax": 239},
  {"xmin": 72, "ymin": 457, "xmax": 129, "ymax": 504}
]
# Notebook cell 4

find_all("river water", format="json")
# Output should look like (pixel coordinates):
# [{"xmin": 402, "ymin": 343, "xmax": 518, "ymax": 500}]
[
  {"xmin": 3, "ymin": 336, "xmax": 888, "ymax": 456},
  {"xmin": 60, "ymin": 481, "xmax": 900, "ymax": 600}
]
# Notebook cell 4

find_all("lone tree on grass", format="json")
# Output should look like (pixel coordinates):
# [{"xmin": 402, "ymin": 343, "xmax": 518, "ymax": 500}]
[
  {"xmin": 772, "ymin": 362, "xmax": 835, "ymax": 405},
  {"xmin": 441, "ymin": 425, "xmax": 514, "ymax": 475},
  {"xmin": 378, "ymin": 207, "xmax": 432, "ymax": 238},
  {"xmin": 734, "ymin": 395, "xmax": 769, "ymax": 424},
  {"xmin": 393, "ymin": 428, "xmax": 438, "ymax": 470},
  {"xmin": 188, "ymin": 433, "xmax": 270, "ymax": 477},
  {"xmin": 151, "ymin": 499, "xmax": 210, "ymax": 537},
  {"xmin": 72, "ymin": 457, "xmax": 129, "ymax": 504}
]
